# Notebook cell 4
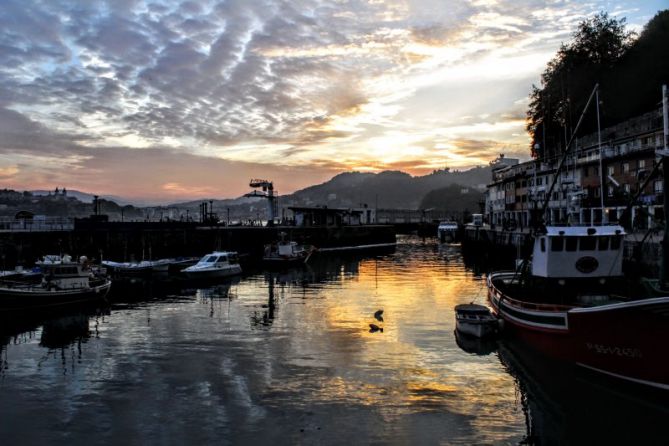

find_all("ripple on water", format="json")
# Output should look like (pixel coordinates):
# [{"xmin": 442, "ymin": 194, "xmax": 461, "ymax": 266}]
[{"xmin": 6, "ymin": 237, "xmax": 658, "ymax": 444}]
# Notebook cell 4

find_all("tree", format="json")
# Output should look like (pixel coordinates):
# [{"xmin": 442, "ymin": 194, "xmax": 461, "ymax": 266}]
[{"xmin": 527, "ymin": 12, "xmax": 635, "ymax": 160}]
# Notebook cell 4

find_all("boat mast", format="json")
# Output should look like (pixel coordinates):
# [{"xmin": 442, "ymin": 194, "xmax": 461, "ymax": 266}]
[
  {"xmin": 538, "ymin": 84, "xmax": 599, "ymax": 230},
  {"xmin": 596, "ymin": 88, "xmax": 605, "ymax": 223},
  {"xmin": 661, "ymin": 85, "xmax": 669, "ymax": 288}
]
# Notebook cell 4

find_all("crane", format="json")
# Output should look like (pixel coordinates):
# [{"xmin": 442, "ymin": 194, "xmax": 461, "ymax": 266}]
[{"xmin": 245, "ymin": 179, "xmax": 277, "ymax": 226}]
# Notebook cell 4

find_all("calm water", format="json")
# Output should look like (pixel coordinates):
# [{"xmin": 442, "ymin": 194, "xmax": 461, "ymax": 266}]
[{"xmin": 0, "ymin": 237, "xmax": 666, "ymax": 445}]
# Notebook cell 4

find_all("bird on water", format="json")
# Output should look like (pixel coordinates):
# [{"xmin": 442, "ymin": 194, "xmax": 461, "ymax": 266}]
[
  {"xmin": 369, "ymin": 323, "xmax": 383, "ymax": 333},
  {"xmin": 374, "ymin": 309, "xmax": 384, "ymax": 322}
]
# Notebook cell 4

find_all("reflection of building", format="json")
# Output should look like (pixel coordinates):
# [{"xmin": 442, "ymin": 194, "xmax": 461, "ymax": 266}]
[
  {"xmin": 288, "ymin": 206, "xmax": 376, "ymax": 227},
  {"xmin": 486, "ymin": 108, "xmax": 666, "ymax": 229}
]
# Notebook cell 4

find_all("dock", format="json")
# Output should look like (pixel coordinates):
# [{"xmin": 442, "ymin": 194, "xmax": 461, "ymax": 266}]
[{"xmin": 0, "ymin": 221, "xmax": 397, "ymax": 268}]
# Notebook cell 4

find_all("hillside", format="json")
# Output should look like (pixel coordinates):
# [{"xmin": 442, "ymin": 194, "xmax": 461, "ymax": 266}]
[
  {"xmin": 0, "ymin": 189, "xmax": 144, "ymax": 220},
  {"xmin": 281, "ymin": 167, "xmax": 492, "ymax": 209}
]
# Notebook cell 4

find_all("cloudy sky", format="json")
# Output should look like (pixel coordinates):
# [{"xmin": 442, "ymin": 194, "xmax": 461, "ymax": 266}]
[{"xmin": 0, "ymin": 0, "xmax": 664, "ymax": 202}]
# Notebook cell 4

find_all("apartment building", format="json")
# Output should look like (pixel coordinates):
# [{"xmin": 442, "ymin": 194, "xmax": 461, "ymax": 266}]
[{"xmin": 486, "ymin": 108, "xmax": 666, "ymax": 230}]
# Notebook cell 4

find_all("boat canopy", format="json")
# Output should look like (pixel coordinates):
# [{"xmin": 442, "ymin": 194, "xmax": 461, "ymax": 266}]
[{"xmin": 531, "ymin": 225, "xmax": 625, "ymax": 279}]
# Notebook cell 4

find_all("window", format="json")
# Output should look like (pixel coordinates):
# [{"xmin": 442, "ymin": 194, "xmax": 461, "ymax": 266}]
[
  {"xmin": 583, "ymin": 167, "xmax": 589, "ymax": 177},
  {"xmin": 598, "ymin": 236, "xmax": 609, "ymax": 251},
  {"xmin": 607, "ymin": 166, "xmax": 614, "ymax": 175},
  {"xmin": 551, "ymin": 237, "xmax": 564, "ymax": 252},
  {"xmin": 608, "ymin": 185, "xmax": 614, "ymax": 197},
  {"xmin": 580, "ymin": 237, "xmax": 596, "ymax": 251},
  {"xmin": 639, "ymin": 159, "xmax": 646, "ymax": 169},
  {"xmin": 205, "ymin": 256, "xmax": 217, "ymax": 263},
  {"xmin": 623, "ymin": 184, "xmax": 631, "ymax": 194},
  {"xmin": 655, "ymin": 180, "xmax": 663, "ymax": 193},
  {"xmin": 565, "ymin": 237, "xmax": 578, "ymax": 251},
  {"xmin": 622, "ymin": 162, "xmax": 629, "ymax": 173},
  {"xmin": 594, "ymin": 187, "xmax": 601, "ymax": 198}
]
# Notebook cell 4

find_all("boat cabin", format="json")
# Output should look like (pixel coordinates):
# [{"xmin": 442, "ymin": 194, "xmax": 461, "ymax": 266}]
[
  {"xmin": 39, "ymin": 261, "xmax": 91, "ymax": 289},
  {"xmin": 197, "ymin": 252, "xmax": 239, "ymax": 266},
  {"xmin": 531, "ymin": 226, "xmax": 625, "ymax": 279},
  {"xmin": 438, "ymin": 221, "xmax": 458, "ymax": 231}
]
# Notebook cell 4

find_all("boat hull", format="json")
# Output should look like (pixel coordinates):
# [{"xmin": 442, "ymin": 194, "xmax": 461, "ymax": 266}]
[
  {"xmin": 455, "ymin": 319, "xmax": 497, "ymax": 338},
  {"xmin": 488, "ymin": 272, "xmax": 669, "ymax": 390},
  {"xmin": 181, "ymin": 266, "xmax": 242, "ymax": 280},
  {"xmin": 0, "ymin": 280, "xmax": 112, "ymax": 312}
]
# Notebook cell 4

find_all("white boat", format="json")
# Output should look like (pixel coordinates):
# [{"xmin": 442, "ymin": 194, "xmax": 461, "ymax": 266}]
[
  {"xmin": 438, "ymin": 221, "xmax": 459, "ymax": 243},
  {"xmin": 101, "ymin": 259, "xmax": 171, "ymax": 276},
  {"xmin": 454, "ymin": 303, "xmax": 499, "ymax": 338},
  {"xmin": 0, "ymin": 255, "xmax": 111, "ymax": 311},
  {"xmin": 181, "ymin": 251, "xmax": 242, "ymax": 279}
]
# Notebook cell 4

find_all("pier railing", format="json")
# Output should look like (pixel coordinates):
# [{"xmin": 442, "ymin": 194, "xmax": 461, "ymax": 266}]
[{"xmin": 0, "ymin": 217, "xmax": 74, "ymax": 232}]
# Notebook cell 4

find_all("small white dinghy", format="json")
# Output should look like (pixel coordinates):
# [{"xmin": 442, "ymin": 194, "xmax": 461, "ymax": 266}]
[{"xmin": 454, "ymin": 303, "xmax": 499, "ymax": 338}]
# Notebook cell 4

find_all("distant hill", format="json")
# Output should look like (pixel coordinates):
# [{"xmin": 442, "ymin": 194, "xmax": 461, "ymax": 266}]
[
  {"xmin": 280, "ymin": 167, "xmax": 492, "ymax": 209},
  {"xmin": 17, "ymin": 165, "xmax": 495, "ymax": 221},
  {"xmin": 0, "ymin": 189, "xmax": 144, "ymax": 220},
  {"xmin": 31, "ymin": 189, "xmax": 139, "ymax": 206}
]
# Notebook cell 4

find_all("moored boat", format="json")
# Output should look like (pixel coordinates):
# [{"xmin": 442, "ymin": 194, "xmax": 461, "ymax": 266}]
[
  {"xmin": 487, "ymin": 225, "xmax": 669, "ymax": 390},
  {"xmin": 263, "ymin": 239, "xmax": 314, "ymax": 265},
  {"xmin": 0, "ymin": 255, "xmax": 111, "ymax": 311},
  {"xmin": 101, "ymin": 259, "xmax": 171, "ymax": 276},
  {"xmin": 437, "ymin": 221, "xmax": 459, "ymax": 243},
  {"xmin": 454, "ymin": 303, "xmax": 499, "ymax": 338},
  {"xmin": 181, "ymin": 251, "xmax": 242, "ymax": 279}
]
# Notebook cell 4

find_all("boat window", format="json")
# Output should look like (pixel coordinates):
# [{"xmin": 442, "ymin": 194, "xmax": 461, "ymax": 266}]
[
  {"xmin": 611, "ymin": 236, "xmax": 622, "ymax": 250},
  {"xmin": 540, "ymin": 238, "xmax": 546, "ymax": 252},
  {"xmin": 205, "ymin": 256, "xmax": 217, "ymax": 263},
  {"xmin": 598, "ymin": 236, "xmax": 609, "ymax": 251},
  {"xmin": 218, "ymin": 255, "xmax": 227, "ymax": 262},
  {"xmin": 565, "ymin": 237, "xmax": 577, "ymax": 252},
  {"xmin": 551, "ymin": 237, "xmax": 563, "ymax": 252},
  {"xmin": 579, "ymin": 237, "xmax": 596, "ymax": 251}
]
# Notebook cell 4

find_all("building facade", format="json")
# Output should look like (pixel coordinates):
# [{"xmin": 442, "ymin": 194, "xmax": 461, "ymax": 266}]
[{"xmin": 486, "ymin": 108, "xmax": 667, "ymax": 230}]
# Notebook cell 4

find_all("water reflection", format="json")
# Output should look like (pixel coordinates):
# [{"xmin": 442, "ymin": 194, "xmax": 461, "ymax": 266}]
[
  {"xmin": 0, "ymin": 237, "xmax": 662, "ymax": 444},
  {"xmin": 498, "ymin": 340, "xmax": 669, "ymax": 445}
]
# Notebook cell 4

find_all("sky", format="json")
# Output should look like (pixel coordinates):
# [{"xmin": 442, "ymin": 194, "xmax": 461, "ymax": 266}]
[{"xmin": 0, "ymin": 0, "xmax": 665, "ymax": 203}]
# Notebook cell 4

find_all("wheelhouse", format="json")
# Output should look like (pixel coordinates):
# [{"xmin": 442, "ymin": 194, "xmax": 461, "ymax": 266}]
[{"xmin": 531, "ymin": 226, "xmax": 625, "ymax": 279}]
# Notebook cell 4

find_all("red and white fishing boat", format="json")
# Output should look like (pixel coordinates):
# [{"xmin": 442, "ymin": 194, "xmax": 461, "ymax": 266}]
[{"xmin": 487, "ymin": 225, "xmax": 669, "ymax": 390}]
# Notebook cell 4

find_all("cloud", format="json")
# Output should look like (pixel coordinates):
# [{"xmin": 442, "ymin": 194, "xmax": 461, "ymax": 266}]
[{"xmin": 0, "ymin": 0, "xmax": 661, "ymax": 199}]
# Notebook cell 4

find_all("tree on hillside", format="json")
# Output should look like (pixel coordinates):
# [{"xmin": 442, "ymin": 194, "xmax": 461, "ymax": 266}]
[
  {"xmin": 603, "ymin": 10, "xmax": 669, "ymax": 122},
  {"xmin": 419, "ymin": 184, "xmax": 484, "ymax": 217},
  {"xmin": 527, "ymin": 12, "xmax": 635, "ymax": 160}
]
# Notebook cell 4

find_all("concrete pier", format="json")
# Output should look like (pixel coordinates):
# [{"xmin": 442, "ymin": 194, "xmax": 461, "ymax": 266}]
[{"xmin": 0, "ymin": 222, "xmax": 396, "ymax": 268}]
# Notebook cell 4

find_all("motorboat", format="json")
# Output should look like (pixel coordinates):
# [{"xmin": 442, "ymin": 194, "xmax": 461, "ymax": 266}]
[
  {"xmin": 181, "ymin": 251, "xmax": 242, "ymax": 279},
  {"xmin": 437, "ymin": 221, "xmax": 459, "ymax": 243},
  {"xmin": 263, "ymin": 239, "xmax": 314, "ymax": 265},
  {"xmin": 0, "ymin": 255, "xmax": 111, "ymax": 311},
  {"xmin": 487, "ymin": 225, "xmax": 669, "ymax": 390},
  {"xmin": 454, "ymin": 303, "xmax": 499, "ymax": 338}
]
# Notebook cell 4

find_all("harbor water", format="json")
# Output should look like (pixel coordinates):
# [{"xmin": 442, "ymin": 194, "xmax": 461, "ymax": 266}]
[{"xmin": 0, "ymin": 236, "xmax": 666, "ymax": 445}]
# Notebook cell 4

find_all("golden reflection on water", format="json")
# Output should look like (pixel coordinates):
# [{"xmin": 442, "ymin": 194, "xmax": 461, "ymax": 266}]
[
  {"xmin": 255, "ymin": 239, "xmax": 523, "ymax": 443},
  {"xmin": 0, "ymin": 237, "xmax": 527, "ymax": 444}
]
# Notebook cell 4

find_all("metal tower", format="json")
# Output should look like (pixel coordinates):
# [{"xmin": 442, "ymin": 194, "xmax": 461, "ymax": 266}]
[{"xmin": 245, "ymin": 179, "xmax": 277, "ymax": 226}]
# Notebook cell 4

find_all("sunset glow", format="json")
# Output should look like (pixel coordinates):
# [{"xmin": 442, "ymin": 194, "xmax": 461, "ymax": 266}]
[{"xmin": 0, "ymin": 1, "xmax": 664, "ymax": 202}]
